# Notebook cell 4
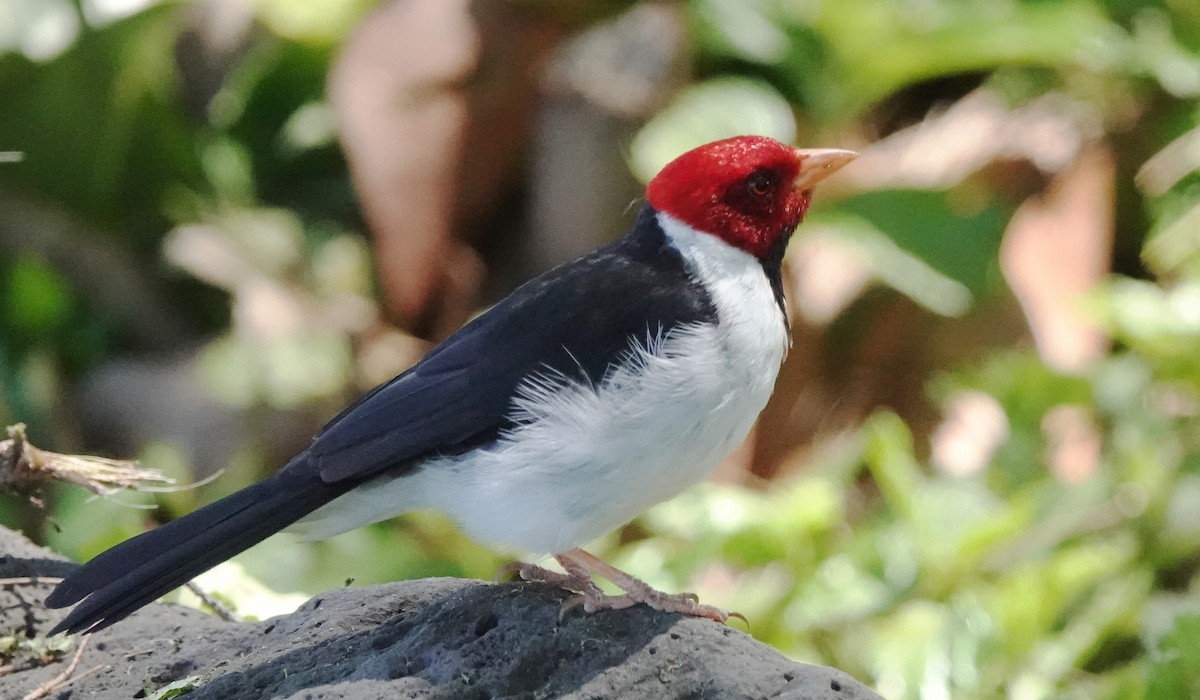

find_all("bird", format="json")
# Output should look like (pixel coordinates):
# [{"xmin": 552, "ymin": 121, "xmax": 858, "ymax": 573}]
[{"xmin": 45, "ymin": 135, "xmax": 856, "ymax": 634}]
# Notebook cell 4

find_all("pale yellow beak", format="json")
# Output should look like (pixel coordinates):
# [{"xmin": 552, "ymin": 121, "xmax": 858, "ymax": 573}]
[{"xmin": 792, "ymin": 148, "xmax": 858, "ymax": 190}]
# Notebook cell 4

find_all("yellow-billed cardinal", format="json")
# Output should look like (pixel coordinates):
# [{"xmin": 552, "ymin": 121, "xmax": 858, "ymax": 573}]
[{"xmin": 46, "ymin": 135, "xmax": 855, "ymax": 633}]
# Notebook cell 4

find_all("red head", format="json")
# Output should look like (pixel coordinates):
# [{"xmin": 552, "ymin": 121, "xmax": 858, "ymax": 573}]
[{"xmin": 646, "ymin": 136, "xmax": 856, "ymax": 258}]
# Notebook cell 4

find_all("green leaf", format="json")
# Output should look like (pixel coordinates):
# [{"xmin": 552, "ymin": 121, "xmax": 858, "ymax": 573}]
[
  {"xmin": 834, "ymin": 189, "xmax": 1007, "ymax": 300},
  {"xmin": 629, "ymin": 77, "xmax": 797, "ymax": 182},
  {"xmin": 812, "ymin": 0, "xmax": 1128, "ymax": 112},
  {"xmin": 3, "ymin": 255, "xmax": 73, "ymax": 333},
  {"xmin": 692, "ymin": 0, "xmax": 792, "ymax": 65},
  {"xmin": 1147, "ymin": 613, "xmax": 1200, "ymax": 699},
  {"xmin": 149, "ymin": 675, "xmax": 203, "ymax": 700},
  {"xmin": 1143, "ymin": 201, "xmax": 1200, "ymax": 277}
]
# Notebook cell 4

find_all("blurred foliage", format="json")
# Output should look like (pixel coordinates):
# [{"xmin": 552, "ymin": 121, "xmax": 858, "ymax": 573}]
[{"xmin": 0, "ymin": 1, "xmax": 1198, "ymax": 699}]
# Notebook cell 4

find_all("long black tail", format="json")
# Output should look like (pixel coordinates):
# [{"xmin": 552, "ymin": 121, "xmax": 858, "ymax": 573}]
[{"xmin": 45, "ymin": 452, "xmax": 356, "ymax": 635}]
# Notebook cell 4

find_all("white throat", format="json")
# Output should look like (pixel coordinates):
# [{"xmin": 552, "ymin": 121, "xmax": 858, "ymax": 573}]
[{"xmin": 656, "ymin": 212, "xmax": 790, "ymax": 359}]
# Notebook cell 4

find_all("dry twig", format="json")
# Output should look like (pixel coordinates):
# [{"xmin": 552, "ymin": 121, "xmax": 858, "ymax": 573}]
[
  {"xmin": 21, "ymin": 635, "xmax": 89, "ymax": 700},
  {"xmin": 0, "ymin": 578, "xmax": 63, "ymax": 587},
  {"xmin": 184, "ymin": 581, "xmax": 239, "ymax": 623},
  {"xmin": 0, "ymin": 423, "xmax": 174, "ymax": 496}
]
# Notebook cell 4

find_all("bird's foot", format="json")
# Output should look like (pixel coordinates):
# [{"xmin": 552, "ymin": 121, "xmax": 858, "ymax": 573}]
[
  {"xmin": 564, "ymin": 586, "xmax": 741, "ymax": 623},
  {"xmin": 499, "ymin": 549, "xmax": 744, "ymax": 624},
  {"xmin": 555, "ymin": 548, "xmax": 746, "ymax": 624}
]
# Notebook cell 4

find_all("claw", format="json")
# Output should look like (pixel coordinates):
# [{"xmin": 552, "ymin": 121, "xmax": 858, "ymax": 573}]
[
  {"xmin": 493, "ymin": 562, "xmax": 525, "ymax": 582},
  {"xmin": 559, "ymin": 594, "xmax": 585, "ymax": 620},
  {"xmin": 672, "ymin": 600, "xmax": 735, "ymax": 623}
]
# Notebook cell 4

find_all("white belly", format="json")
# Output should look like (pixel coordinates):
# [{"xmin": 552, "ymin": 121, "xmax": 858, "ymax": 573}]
[{"xmin": 423, "ymin": 321, "xmax": 783, "ymax": 553}]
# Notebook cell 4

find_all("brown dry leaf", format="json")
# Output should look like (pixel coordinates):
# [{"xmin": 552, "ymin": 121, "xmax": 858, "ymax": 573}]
[
  {"xmin": 1000, "ymin": 145, "xmax": 1114, "ymax": 373},
  {"xmin": 330, "ymin": 0, "xmax": 564, "ymax": 338}
]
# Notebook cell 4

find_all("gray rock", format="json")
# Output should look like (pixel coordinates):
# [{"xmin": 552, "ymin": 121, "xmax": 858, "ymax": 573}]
[{"xmin": 0, "ymin": 526, "xmax": 881, "ymax": 699}]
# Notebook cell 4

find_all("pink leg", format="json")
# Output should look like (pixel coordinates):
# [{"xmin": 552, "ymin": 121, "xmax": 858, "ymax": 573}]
[
  {"xmin": 557, "ymin": 548, "xmax": 742, "ymax": 623},
  {"xmin": 498, "ymin": 550, "xmax": 742, "ymax": 623},
  {"xmin": 495, "ymin": 556, "xmax": 603, "ymax": 597}
]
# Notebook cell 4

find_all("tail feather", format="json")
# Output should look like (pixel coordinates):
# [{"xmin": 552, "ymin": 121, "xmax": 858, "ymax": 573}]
[{"xmin": 45, "ymin": 453, "xmax": 355, "ymax": 635}]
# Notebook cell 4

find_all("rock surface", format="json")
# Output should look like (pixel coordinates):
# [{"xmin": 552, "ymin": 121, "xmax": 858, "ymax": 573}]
[{"xmin": 0, "ymin": 526, "xmax": 882, "ymax": 699}]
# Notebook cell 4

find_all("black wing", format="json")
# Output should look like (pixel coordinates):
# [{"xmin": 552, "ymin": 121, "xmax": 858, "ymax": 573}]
[{"xmin": 310, "ymin": 206, "xmax": 717, "ymax": 482}]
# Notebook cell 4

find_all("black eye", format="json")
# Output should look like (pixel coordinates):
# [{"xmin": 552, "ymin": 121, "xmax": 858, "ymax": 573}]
[{"xmin": 745, "ymin": 171, "xmax": 774, "ymax": 197}]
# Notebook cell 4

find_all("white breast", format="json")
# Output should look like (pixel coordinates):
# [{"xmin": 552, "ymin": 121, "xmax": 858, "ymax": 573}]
[{"xmin": 291, "ymin": 213, "xmax": 789, "ymax": 554}]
